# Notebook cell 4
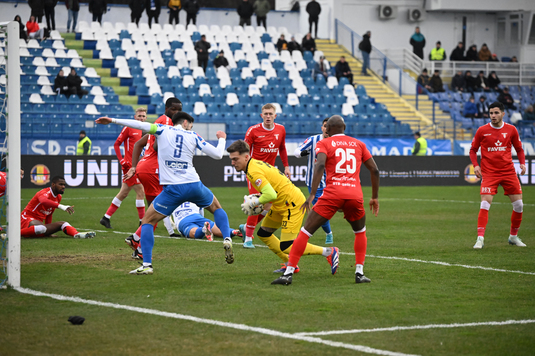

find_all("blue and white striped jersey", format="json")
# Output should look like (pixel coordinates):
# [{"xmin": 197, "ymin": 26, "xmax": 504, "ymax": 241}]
[{"xmin": 294, "ymin": 133, "xmax": 326, "ymax": 189}]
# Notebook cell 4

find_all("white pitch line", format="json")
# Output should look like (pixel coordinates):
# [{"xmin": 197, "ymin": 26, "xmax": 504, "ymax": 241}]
[
  {"xmin": 87, "ymin": 229, "xmax": 535, "ymax": 276},
  {"xmin": 294, "ymin": 319, "xmax": 535, "ymax": 336},
  {"xmin": 381, "ymin": 197, "xmax": 535, "ymax": 207},
  {"xmin": 14, "ymin": 287, "xmax": 418, "ymax": 356}
]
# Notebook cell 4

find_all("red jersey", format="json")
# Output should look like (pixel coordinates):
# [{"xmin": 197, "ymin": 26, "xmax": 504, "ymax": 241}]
[
  {"xmin": 137, "ymin": 115, "xmax": 173, "ymax": 175},
  {"xmin": 21, "ymin": 187, "xmax": 62, "ymax": 223},
  {"xmin": 469, "ymin": 122, "xmax": 525, "ymax": 176},
  {"xmin": 244, "ymin": 123, "xmax": 289, "ymax": 166},
  {"xmin": 0, "ymin": 171, "xmax": 5, "ymax": 197},
  {"xmin": 114, "ymin": 126, "xmax": 143, "ymax": 164},
  {"xmin": 315, "ymin": 134, "xmax": 372, "ymax": 200}
]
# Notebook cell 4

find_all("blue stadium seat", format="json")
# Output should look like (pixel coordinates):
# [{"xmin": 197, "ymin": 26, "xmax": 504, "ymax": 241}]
[
  {"xmin": 303, "ymin": 51, "xmax": 313, "ymax": 61},
  {"xmin": 261, "ymin": 33, "xmax": 272, "ymax": 43}
]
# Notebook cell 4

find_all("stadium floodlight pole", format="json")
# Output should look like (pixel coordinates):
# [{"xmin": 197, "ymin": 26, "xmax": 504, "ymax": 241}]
[{"xmin": 6, "ymin": 21, "xmax": 21, "ymax": 288}]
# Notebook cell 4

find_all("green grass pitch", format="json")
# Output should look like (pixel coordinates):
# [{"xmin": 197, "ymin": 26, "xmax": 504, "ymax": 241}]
[{"xmin": 1, "ymin": 186, "xmax": 534, "ymax": 355}]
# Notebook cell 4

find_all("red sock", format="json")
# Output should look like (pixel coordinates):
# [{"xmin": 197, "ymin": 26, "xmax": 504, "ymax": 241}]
[
  {"xmin": 510, "ymin": 211, "xmax": 522, "ymax": 236},
  {"xmin": 63, "ymin": 225, "xmax": 78, "ymax": 237},
  {"xmin": 245, "ymin": 215, "xmax": 256, "ymax": 238},
  {"xmin": 137, "ymin": 206, "xmax": 145, "ymax": 220},
  {"xmin": 21, "ymin": 226, "xmax": 37, "ymax": 237},
  {"xmin": 256, "ymin": 214, "xmax": 265, "ymax": 225},
  {"xmin": 477, "ymin": 209, "xmax": 489, "ymax": 237},
  {"xmin": 288, "ymin": 229, "xmax": 310, "ymax": 268},
  {"xmin": 105, "ymin": 203, "xmax": 119, "ymax": 217},
  {"xmin": 354, "ymin": 231, "xmax": 367, "ymax": 265}
]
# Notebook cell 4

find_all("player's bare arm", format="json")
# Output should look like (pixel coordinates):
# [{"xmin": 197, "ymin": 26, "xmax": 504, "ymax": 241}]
[
  {"xmin": 519, "ymin": 164, "xmax": 526, "ymax": 175},
  {"xmin": 474, "ymin": 165, "xmax": 482, "ymax": 179},
  {"xmin": 96, "ymin": 117, "xmax": 112, "ymax": 125},
  {"xmin": 364, "ymin": 157, "xmax": 380, "ymax": 217}
]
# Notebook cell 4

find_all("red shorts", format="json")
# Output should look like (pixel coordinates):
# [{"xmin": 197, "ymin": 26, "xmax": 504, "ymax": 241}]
[
  {"xmin": 122, "ymin": 165, "xmax": 141, "ymax": 187},
  {"xmin": 137, "ymin": 172, "xmax": 162, "ymax": 197},
  {"xmin": 313, "ymin": 195, "xmax": 365, "ymax": 222},
  {"xmin": 247, "ymin": 179, "xmax": 260, "ymax": 195},
  {"xmin": 21, "ymin": 212, "xmax": 40, "ymax": 229},
  {"xmin": 480, "ymin": 174, "xmax": 522, "ymax": 196}
]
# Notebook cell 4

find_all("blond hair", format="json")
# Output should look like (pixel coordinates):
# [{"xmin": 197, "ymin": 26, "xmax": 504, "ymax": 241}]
[
  {"xmin": 135, "ymin": 107, "xmax": 147, "ymax": 114},
  {"xmin": 262, "ymin": 103, "xmax": 276, "ymax": 112}
]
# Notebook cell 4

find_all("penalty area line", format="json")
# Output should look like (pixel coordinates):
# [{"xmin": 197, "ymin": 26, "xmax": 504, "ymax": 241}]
[
  {"xmin": 294, "ymin": 319, "xmax": 535, "ymax": 336},
  {"xmin": 14, "ymin": 287, "xmax": 418, "ymax": 356}
]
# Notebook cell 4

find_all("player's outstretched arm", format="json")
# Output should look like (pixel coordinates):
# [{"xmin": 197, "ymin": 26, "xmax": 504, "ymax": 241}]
[
  {"xmin": 198, "ymin": 133, "xmax": 226, "ymax": 159},
  {"xmin": 96, "ymin": 117, "xmax": 156, "ymax": 133},
  {"xmin": 364, "ymin": 157, "xmax": 380, "ymax": 217}
]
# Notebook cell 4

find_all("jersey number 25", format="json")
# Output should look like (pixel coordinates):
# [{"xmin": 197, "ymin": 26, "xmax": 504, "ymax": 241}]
[{"xmin": 335, "ymin": 148, "xmax": 356, "ymax": 174}]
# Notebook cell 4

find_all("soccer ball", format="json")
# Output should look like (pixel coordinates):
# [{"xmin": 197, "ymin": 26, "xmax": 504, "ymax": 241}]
[{"xmin": 242, "ymin": 194, "xmax": 264, "ymax": 216}]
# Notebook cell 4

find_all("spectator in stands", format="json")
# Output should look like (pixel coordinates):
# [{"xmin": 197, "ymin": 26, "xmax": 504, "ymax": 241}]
[
  {"xmin": 306, "ymin": 0, "xmax": 321, "ymax": 39},
  {"xmin": 253, "ymin": 0, "xmax": 270, "ymax": 28},
  {"xmin": 511, "ymin": 56, "xmax": 518, "ymax": 62},
  {"xmin": 168, "ymin": 0, "xmax": 181, "ymax": 25},
  {"xmin": 429, "ymin": 41, "xmax": 445, "ymax": 61},
  {"xmin": 275, "ymin": 35, "xmax": 289, "ymax": 53},
  {"xmin": 67, "ymin": 68, "xmax": 88, "ymax": 98},
  {"xmin": 183, "ymin": 0, "xmax": 199, "ymax": 25},
  {"xmin": 145, "ymin": 0, "xmax": 161, "ymax": 28},
  {"xmin": 464, "ymin": 70, "xmax": 478, "ymax": 93},
  {"xmin": 237, "ymin": 0, "xmax": 254, "ymax": 27},
  {"xmin": 451, "ymin": 70, "xmax": 465, "ymax": 92},
  {"xmin": 26, "ymin": 16, "xmax": 45, "ymax": 40},
  {"xmin": 66, "ymin": 0, "xmax": 80, "ymax": 33},
  {"xmin": 288, "ymin": 36, "xmax": 301, "ymax": 53},
  {"xmin": 487, "ymin": 71, "xmax": 501, "ymax": 91},
  {"xmin": 358, "ymin": 31, "xmax": 372, "ymax": 75},
  {"xmin": 490, "ymin": 53, "xmax": 500, "ymax": 62},
  {"xmin": 129, "ymin": 0, "xmax": 144, "ymax": 25},
  {"xmin": 314, "ymin": 55, "xmax": 330, "ymax": 79},
  {"xmin": 409, "ymin": 26, "xmax": 425, "ymax": 59},
  {"xmin": 335, "ymin": 56, "xmax": 353, "ymax": 85},
  {"xmin": 449, "ymin": 42, "xmax": 465, "ymax": 61},
  {"xmin": 213, "ymin": 50, "xmax": 229, "ymax": 71},
  {"xmin": 478, "ymin": 43, "xmax": 492, "ymax": 61},
  {"xmin": 465, "ymin": 44, "xmax": 478, "ymax": 61},
  {"xmin": 89, "ymin": 0, "xmax": 107, "ymax": 24},
  {"xmin": 54, "ymin": 69, "xmax": 70, "ymax": 96},
  {"xmin": 28, "ymin": 0, "xmax": 44, "ymax": 23},
  {"xmin": 497, "ymin": 87, "xmax": 517, "ymax": 111},
  {"xmin": 417, "ymin": 68, "xmax": 432, "ymax": 93},
  {"xmin": 301, "ymin": 32, "xmax": 316, "ymax": 54},
  {"xmin": 77, "ymin": 131, "xmax": 91, "ymax": 155},
  {"xmin": 429, "ymin": 70, "xmax": 445, "ymax": 93},
  {"xmin": 463, "ymin": 96, "xmax": 478, "ymax": 118},
  {"xmin": 523, "ymin": 105, "xmax": 535, "ymax": 122},
  {"xmin": 195, "ymin": 34, "xmax": 210, "ymax": 71},
  {"xmin": 14, "ymin": 15, "xmax": 28, "ymax": 41},
  {"xmin": 476, "ymin": 95, "xmax": 489, "ymax": 118},
  {"xmin": 44, "ymin": 0, "xmax": 57, "ymax": 31},
  {"xmin": 475, "ymin": 71, "xmax": 490, "ymax": 92}
]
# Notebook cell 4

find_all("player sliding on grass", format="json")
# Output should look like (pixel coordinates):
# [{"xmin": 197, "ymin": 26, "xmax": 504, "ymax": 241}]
[
  {"xmin": 469, "ymin": 101, "xmax": 527, "ymax": 249},
  {"xmin": 20, "ymin": 176, "xmax": 96, "ymax": 239},
  {"xmin": 272, "ymin": 115, "xmax": 380, "ymax": 286},
  {"xmin": 96, "ymin": 112, "xmax": 234, "ymax": 275},
  {"xmin": 227, "ymin": 139, "xmax": 339, "ymax": 275}
]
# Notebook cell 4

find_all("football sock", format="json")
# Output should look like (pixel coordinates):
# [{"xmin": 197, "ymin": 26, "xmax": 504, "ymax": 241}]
[
  {"xmin": 244, "ymin": 236, "xmax": 253, "ymax": 243},
  {"xmin": 133, "ymin": 226, "xmax": 142, "ymax": 241},
  {"xmin": 321, "ymin": 220, "xmax": 332, "ymax": 234},
  {"xmin": 61, "ymin": 222, "xmax": 78, "ymax": 237},
  {"xmin": 287, "ymin": 228, "xmax": 312, "ymax": 270},
  {"xmin": 245, "ymin": 215, "xmax": 256, "ymax": 239},
  {"xmin": 163, "ymin": 216, "xmax": 174, "ymax": 234},
  {"xmin": 354, "ymin": 228, "xmax": 367, "ymax": 265},
  {"xmin": 510, "ymin": 211, "xmax": 522, "ymax": 236},
  {"xmin": 105, "ymin": 197, "xmax": 122, "ymax": 218},
  {"xmin": 213, "ymin": 208, "xmax": 231, "ymax": 239},
  {"xmin": 355, "ymin": 264, "xmax": 364, "ymax": 275},
  {"xmin": 256, "ymin": 233, "xmax": 288, "ymax": 262},
  {"xmin": 194, "ymin": 228, "xmax": 205, "ymax": 239},
  {"xmin": 477, "ymin": 202, "xmax": 490, "ymax": 237},
  {"xmin": 21, "ymin": 225, "xmax": 47, "ymax": 237},
  {"xmin": 140, "ymin": 223, "xmax": 155, "ymax": 265},
  {"xmin": 136, "ymin": 199, "xmax": 145, "ymax": 220}
]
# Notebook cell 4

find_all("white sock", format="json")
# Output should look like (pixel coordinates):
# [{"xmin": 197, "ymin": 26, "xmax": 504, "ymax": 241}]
[
  {"xmin": 143, "ymin": 262, "xmax": 151, "ymax": 267},
  {"xmin": 355, "ymin": 264, "xmax": 364, "ymax": 275},
  {"xmin": 285, "ymin": 266, "xmax": 295, "ymax": 275},
  {"xmin": 245, "ymin": 236, "xmax": 253, "ymax": 243},
  {"xmin": 163, "ymin": 216, "xmax": 174, "ymax": 234},
  {"xmin": 133, "ymin": 233, "xmax": 140, "ymax": 242},
  {"xmin": 321, "ymin": 247, "xmax": 330, "ymax": 257}
]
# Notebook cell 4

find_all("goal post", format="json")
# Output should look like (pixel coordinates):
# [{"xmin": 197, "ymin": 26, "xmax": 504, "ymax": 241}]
[{"xmin": 0, "ymin": 21, "xmax": 21, "ymax": 288}]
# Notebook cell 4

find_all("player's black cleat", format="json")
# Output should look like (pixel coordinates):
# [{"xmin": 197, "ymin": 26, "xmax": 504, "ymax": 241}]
[
  {"xmin": 169, "ymin": 233, "xmax": 181, "ymax": 237},
  {"xmin": 271, "ymin": 274, "xmax": 293, "ymax": 285},
  {"xmin": 355, "ymin": 273, "xmax": 371, "ymax": 284},
  {"xmin": 100, "ymin": 216, "xmax": 112, "ymax": 229}
]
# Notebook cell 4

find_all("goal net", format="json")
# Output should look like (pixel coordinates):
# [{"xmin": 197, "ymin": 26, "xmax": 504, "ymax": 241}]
[{"xmin": 0, "ymin": 21, "xmax": 21, "ymax": 289}]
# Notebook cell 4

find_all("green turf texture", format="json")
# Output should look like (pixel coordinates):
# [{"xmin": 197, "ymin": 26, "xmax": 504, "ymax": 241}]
[{"xmin": 2, "ymin": 186, "xmax": 534, "ymax": 355}]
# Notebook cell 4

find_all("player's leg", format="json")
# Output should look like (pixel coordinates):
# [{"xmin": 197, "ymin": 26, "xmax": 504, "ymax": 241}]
[
  {"xmin": 474, "ymin": 176, "xmax": 498, "ymax": 249},
  {"xmin": 345, "ymin": 199, "xmax": 370, "ymax": 283},
  {"xmin": 100, "ymin": 182, "xmax": 132, "ymax": 228},
  {"xmin": 241, "ymin": 181, "xmax": 262, "ymax": 246},
  {"xmin": 312, "ymin": 188, "xmax": 333, "ymax": 244},
  {"xmin": 507, "ymin": 183, "xmax": 525, "ymax": 246},
  {"xmin": 133, "ymin": 183, "xmax": 146, "ymax": 223},
  {"xmin": 255, "ymin": 213, "xmax": 287, "ymax": 261}
]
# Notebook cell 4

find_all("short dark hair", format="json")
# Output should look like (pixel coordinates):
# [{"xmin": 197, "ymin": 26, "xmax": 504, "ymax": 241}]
[
  {"xmin": 172, "ymin": 112, "xmax": 194, "ymax": 126},
  {"xmin": 323, "ymin": 117, "xmax": 329, "ymax": 124},
  {"xmin": 436, "ymin": 41, "xmax": 441, "ymax": 45},
  {"xmin": 489, "ymin": 101, "xmax": 505, "ymax": 112},
  {"xmin": 165, "ymin": 97, "xmax": 182, "ymax": 108},
  {"xmin": 51, "ymin": 176, "xmax": 65, "ymax": 184},
  {"xmin": 79, "ymin": 130, "xmax": 86, "ymax": 135},
  {"xmin": 414, "ymin": 131, "xmax": 421, "ymax": 137},
  {"xmin": 226, "ymin": 140, "xmax": 250, "ymax": 155}
]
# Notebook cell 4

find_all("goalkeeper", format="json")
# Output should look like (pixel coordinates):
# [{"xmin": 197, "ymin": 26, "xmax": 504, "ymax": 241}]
[{"xmin": 227, "ymin": 140, "xmax": 339, "ymax": 275}]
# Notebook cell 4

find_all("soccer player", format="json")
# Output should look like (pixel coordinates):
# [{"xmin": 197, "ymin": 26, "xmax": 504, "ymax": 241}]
[
  {"xmin": 469, "ymin": 101, "xmax": 526, "ymax": 249},
  {"xmin": 240, "ymin": 103, "xmax": 291, "ymax": 249},
  {"xmin": 99, "ymin": 108, "xmax": 147, "ymax": 229},
  {"xmin": 96, "ymin": 112, "xmax": 233, "ymax": 275},
  {"xmin": 227, "ymin": 139, "xmax": 339, "ymax": 274},
  {"xmin": 20, "ymin": 176, "xmax": 95, "ymax": 239},
  {"xmin": 272, "ymin": 116, "xmax": 380, "ymax": 286},
  {"xmin": 294, "ymin": 117, "xmax": 334, "ymax": 244}
]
